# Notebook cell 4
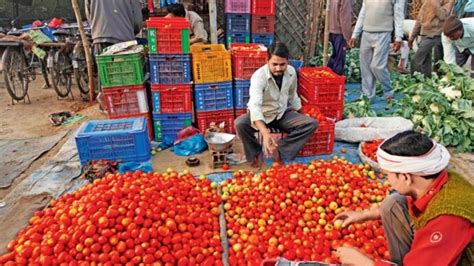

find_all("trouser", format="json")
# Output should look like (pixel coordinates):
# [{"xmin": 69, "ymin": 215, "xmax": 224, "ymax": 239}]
[
  {"xmin": 380, "ymin": 193, "xmax": 416, "ymax": 265},
  {"xmin": 234, "ymin": 110, "xmax": 318, "ymax": 162},
  {"xmin": 411, "ymin": 36, "xmax": 443, "ymax": 77},
  {"xmin": 455, "ymin": 47, "xmax": 474, "ymax": 78},
  {"xmin": 360, "ymin": 31, "xmax": 393, "ymax": 98},
  {"xmin": 328, "ymin": 33, "xmax": 347, "ymax": 75}
]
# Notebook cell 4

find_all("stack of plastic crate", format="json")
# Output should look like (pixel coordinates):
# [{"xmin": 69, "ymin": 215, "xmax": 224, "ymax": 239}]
[
  {"xmin": 147, "ymin": 17, "xmax": 193, "ymax": 143},
  {"xmin": 191, "ymin": 44, "xmax": 235, "ymax": 133},
  {"xmin": 96, "ymin": 44, "xmax": 153, "ymax": 140},
  {"xmin": 230, "ymin": 43, "xmax": 267, "ymax": 118},
  {"xmin": 298, "ymin": 66, "xmax": 346, "ymax": 120},
  {"xmin": 225, "ymin": 0, "xmax": 252, "ymax": 48},
  {"xmin": 251, "ymin": 0, "xmax": 275, "ymax": 47}
]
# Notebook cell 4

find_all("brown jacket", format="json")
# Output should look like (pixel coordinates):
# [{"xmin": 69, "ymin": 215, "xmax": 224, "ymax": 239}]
[
  {"xmin": 329, "ymin": 0, "xmax": 353, "ymax": 41},
  {"xmin": 411, "ymin": 0, "xmax": 454, "ymax": 38}
]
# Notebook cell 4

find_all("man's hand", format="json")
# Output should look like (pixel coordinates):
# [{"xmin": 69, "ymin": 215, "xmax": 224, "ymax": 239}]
[
  {"xmin": 334, "ymin": 211, "xmax": 367, "ymax": 227},
  {"xmin": 408, "ymin": 38, "xmax": 414, "ymax": 49},
  {"xmin": 335, "ymin": 247, "xmax": 375, "ymax": 266},
  {"xmin": 392, "ymin": 41, "xmax": 402, "ymax": 53},
  {"xmin": 349, "ymin": 38, "xmax": 357, "ymax": 48},
  {"xmin": 262, "ymin": 135, "xmax": 278, "ymax": 157}
]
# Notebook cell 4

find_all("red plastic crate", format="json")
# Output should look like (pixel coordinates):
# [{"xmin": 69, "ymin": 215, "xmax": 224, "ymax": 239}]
[
  {"xmin": 230, "ymin": 43, "xmax": 267, "ymax": 79},
  {"xmin": 235, "ymin": 108, "xmax": 248, "ymax": 118},
  {"xmin": 103, "ymin": 85, "xmax": 148, "ymax": 117},
  {"xmin": 109, "ymin": 113, "xmax": 154, "ymax": 141},
  {"xmin": 150, "ymin": 84, "xmax": 192, "ymax": 114},
  {"xmin": 298, "ymin": 66, "xmax": 346, "ymax": 103},
  {"xmin": 196, "ymin": 109, "xmax": 235, "ymax": 133},
  {"xmin": 146, "ymin": 17, "xmax": 190, "ymax": 54},
  {"xmin": 251, "ymin": 15, "xmax": 275, "ymax": 33},
  {"xmin": 251, "ymin": 0, "xmax": 275, "ymax": 15},
  {"xmin": 301, "ymin": 101, "xmax": 344, "ymax": 121},
  {"xmin": 299, "ymin": 118, "xmax": 335, "ymax": 156},
  {"xmin": 225, "ymin": 0, "xmax": 251, "ymax": 13}
]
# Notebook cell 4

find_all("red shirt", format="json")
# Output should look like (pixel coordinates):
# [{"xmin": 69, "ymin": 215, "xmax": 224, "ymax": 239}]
[{"xmin": 376, "ymin": 171, "xmax": 474, "ymax": 266}]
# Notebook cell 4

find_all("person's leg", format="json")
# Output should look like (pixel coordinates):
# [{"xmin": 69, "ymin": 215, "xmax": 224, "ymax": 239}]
[
  {"xmin": 234, "ymin": 113, "xmax": 261, "ymax": 163},
  {"xmin": 411, "ymin": 36, "xmax": 435, "ymax": 77},
  {"xmin": 470, "ymin": 51, "xmax": 474, "ymax": 78},
  {"xmin": 455, "ymin": 46, "xmax": 470, "ymax": 67},
  {"xmin": 370, "ymin": 32, "xmax": 393, "ymax": 98},
  {"xmin": 432, "ymin": 36, "xmax": 443, "ymax": 75},
  {"xmin": 327, "ymin": 33, "xmax": 346, "ymax": 75},
  {"xmin": 269, "ymin": 110, "xmax": 318, "ymax": 161},
  {"xmin": 360, "ymin": 32, "xmax": 376, "ymax": 98},
  {"xmin": 379, "ymin": 193, "xmax": 415, "ymax": 266}
]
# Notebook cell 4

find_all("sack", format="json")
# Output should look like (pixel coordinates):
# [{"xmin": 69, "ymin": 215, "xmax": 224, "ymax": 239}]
[
  {"xmin": 172, "ymin": 134, "xmax": 208, "ymax": 156},
  {"xmin": 335, "ymin": 117, "xmax": 413, "ymax": 143}
]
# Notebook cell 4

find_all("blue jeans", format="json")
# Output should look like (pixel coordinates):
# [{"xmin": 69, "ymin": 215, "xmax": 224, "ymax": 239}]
[
  {"xmin": 328, "ymin": 33, "xmax": 347, "ymax": 76},
  {"xmin": 360, "ymin": 31, "xmax": 393, "ymax": 98}
]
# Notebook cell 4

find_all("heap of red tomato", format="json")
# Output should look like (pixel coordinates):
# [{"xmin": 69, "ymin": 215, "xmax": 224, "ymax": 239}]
[
  {"xmin": 301, "ymin": 105, "xmax": 331, "ymax": 126},
  {"xmin": 361, "ymin": 139, "xmax": 385, "ymax": 162},
  {"xmin": 222, "ymin": 160, "xmax": 390, "ymax": 265},
  {"xmin": 301, "ymin": 69, "xmax": 335, "ymax": 79},
  {"xmin": 0, "ymin": 170, "xmax": 223, "ymax": 265}
]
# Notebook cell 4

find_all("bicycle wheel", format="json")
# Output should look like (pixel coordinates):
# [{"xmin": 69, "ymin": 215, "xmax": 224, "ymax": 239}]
[
  {"xmin": 73, "ymin": 59, "xmax": 90, "ymax": 95},
  {"xmin": 2, "ymin": 47, "xmax": 28, "ymax": 101},
  {"xmin": 40, "ymin": 57, "xmax": 50, "ymax": 88},
  {"xmin": 50, "ymin": 50, "xmax": 73, "ymax": 98}
]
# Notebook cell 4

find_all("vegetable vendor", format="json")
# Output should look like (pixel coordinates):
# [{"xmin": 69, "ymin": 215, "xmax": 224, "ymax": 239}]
[
  {"xmin": 442, "ymin": 16, "xmax": 474, "ymax": 77},
  {"xmin": 165, "ymin": 3, "xmax": 208, "ymax": 45},
  {"xmin": 334, "ymin": 130, "xmax": 474, "ymax": 266},
  {"xmin": 234, "ymin": 42, "xmax": 318, "ymax": 168}
]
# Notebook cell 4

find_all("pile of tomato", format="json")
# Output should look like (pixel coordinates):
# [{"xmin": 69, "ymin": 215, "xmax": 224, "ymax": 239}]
[
  {"xmin": 361, "ymin": 139, "xmax": 385, "ymax": 162},
  {"xmin": 222, "ymin": 160, "xmax": 390, "ymax": 265},
  {"xmin": 0, "ymin": 170, "xmax": 223, "ymax": 265},
  {"xmin": 301, "ymin": 69, "xmax": 335, "ymax": 79},
  {"xmin": 301, "ymin": 105, "xmax": 331, "ymax": 126}
]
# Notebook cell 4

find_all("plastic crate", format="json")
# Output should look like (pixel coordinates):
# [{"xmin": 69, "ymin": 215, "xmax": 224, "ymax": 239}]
[
  {"xmin": 146, "ymin": 17, "xmax": 190, "ymax": 54},
  {"xmin": 251, "ymin": 0, "xmax": 275, "ymax": 15},
  {"xmin": 103, "ymin": 85, "xmax": 148, "ymax": 117},
  {"xmin": 251, "ymin": 33, "xmax": 274, "ymax": 47},
  {"xmin": 225, "ymin": 13, "xmax": 251, "ymax": 33},
  {"xmin": 299, "ymin": 118, "xmax": 335, "ymax": 156},
  {"xmin": 225, "ymin": 0, "xmax": 251, "ymax": 13},
  {"xmin": 289, "ymin": 59, "xmax": 304, "ymax": 70},
  {"xmin": 225, "ymin": 32, "xmax": 251, "ymax": 48},
  {"xmin": 97, "ymin": 53, "xmax": 144, "ymax": 88},
  {"xmin": 230, "ymin": 43, "xmax": 267, "ymax": 79},
  {"xmin": 159, "ymin": 0, "xmax": 178, "ymax": 8},
  {"xmin": 150, "ymin": 84, "xmax": 192, "ymax": 114},
  {"xmin": 152, "ymin": 113, "xmax": 192, "ymax": 142},
  {"xmin": 194, "ymin": 82, "xmax": 234, "ymax": 111},
  {"xmin": 110, "ymin": 113, "xmax": 154, "ymax": 141},
  {"xmin": 191, "ymin": 44, "xmax": 232, "ymax": 83},
  {"xmin": 251, "ymin": 15, "xmax": 275, "ymax": 33},
  {"xmin": 234, "ymin": 79, "xmax": 250, "ymax": 108},
  {"xmin": 75, "ymin": 117, "xmax": 151, "ymax": 165},
  {"xmin": 149, "ymin": 54, "xmax": 192, "ymax": 84},
  {"xmin": 301, "ymin": 101, "xmax": 344, "ymax": 121},
  {"xmin": 235, "ymin": 108, "xmax": 248, "ymax": 118},
  {"xmin": 196, "ymin": 109, "xmax": 235, "ymax": 133},
  {"xmin": 298, "ymin": 66, "xmax": 346, "ymax": 103}
]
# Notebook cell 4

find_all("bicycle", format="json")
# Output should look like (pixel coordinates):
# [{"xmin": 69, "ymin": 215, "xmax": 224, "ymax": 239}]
[{"xmin": 47, "ymin": 28, "xmax": 76, "ymax": 98}]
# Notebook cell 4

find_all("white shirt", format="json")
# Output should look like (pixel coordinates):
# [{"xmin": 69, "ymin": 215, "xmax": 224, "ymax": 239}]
[{"xmin": 442, "ymin": 18, "xmax": 474, "ymax": 64}]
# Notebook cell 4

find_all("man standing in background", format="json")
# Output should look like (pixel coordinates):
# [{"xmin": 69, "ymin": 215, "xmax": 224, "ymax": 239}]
[
  {"xmin": 327, "ymin": 0, "xmax": 353, "ymax": 76},
  {"xmin": 165, "ymin": 3, "xmax": 208, "ymax": 45},
  {"xmin": 349, "ymin": 0, "xmax": 406, "ymax": 102}
]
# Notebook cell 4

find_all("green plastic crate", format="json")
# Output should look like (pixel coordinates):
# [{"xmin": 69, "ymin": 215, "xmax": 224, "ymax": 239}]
[{"xmin": 97, "ymin": 53, "xmax": 144, "ymax": 88}]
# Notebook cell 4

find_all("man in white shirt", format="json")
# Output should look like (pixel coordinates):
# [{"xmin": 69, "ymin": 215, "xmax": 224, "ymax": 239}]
[
  {"xmin": 442, "ymin": 16, "xmax": 474, "ymax": 77},
  {"xmin": 234, "ymin": 42, "xmax": 318, "ymax": 168}
]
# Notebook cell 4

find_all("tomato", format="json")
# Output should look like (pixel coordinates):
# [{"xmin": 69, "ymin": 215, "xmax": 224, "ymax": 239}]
[
  {"xmin": 361, "ymin": 139, "xmax": 384, "ymax": 162},
  {"xmin": 222, "ymin": 164, "xmax": 230, "ymax": 171}
]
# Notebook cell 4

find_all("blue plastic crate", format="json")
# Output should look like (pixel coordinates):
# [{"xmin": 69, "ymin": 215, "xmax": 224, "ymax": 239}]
[
  {"xmin": 289, "ymin": 59, "xmax": 304, "ymax": 70},
  {"xmin": 153, "ymin": 113, "xmax": 192, "ymax": 142},
  {"xmin": 75, "ymin": 117, "xmax": 151, "ymax": 165},
  {"xmin": 251, "ymin": 33, "xmax": 274, "ymax": 47},
  {"xmin": 149, "ymin": 54, "xmax": 192, "ymax": 84},
  {"xmin": 225, "ymin": 32, "xmax": 251, "ymax": 48},
  {"xmin": 160, "ymin": 0, "xmax": 178, "ymax": 8},
  {"xmin": 225, "ymin": 13, "xmax": 251, "ymax": 34},
  {"xmin": 234, "ymin": 79, "xmax": 250, "ymax": 108},
  {"xmin": 194, "ymin": 82, "xmax": 234, "ymax": 111}
]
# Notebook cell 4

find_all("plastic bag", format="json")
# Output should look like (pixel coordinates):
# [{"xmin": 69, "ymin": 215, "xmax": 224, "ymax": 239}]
[
  {"xmin": 335, "ymin": 117, "xmax": 413, "ymax": 143},
  {"xmin": 172, "ymin": 134, "xmax": 208, "ymax": 156},
  {"xmin": 117, "ymin": 161, "xmax": 153, "ymax": 173},
  {"xmin": 174, "ymin": 126, "xmax": 201, "ymax": 145}
]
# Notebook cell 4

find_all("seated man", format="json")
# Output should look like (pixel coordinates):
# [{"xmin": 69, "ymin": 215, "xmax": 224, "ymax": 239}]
[
  {"xmin": 334, "ymin": 130, "xmax": 473, "ymax": 266},
  {"xmin": 234, "ymin": 42, "xmax": 318, "ymax": 168},
  {"xmin": 165, "ymin": 3, "xmax": 208, "ymax": 45}
]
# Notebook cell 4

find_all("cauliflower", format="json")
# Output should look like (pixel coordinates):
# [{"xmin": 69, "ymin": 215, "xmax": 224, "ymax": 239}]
[
  {"xmin": 429, "ymin": 103, "xmax": 440, "ymax": 113},
  {"xmin": 412, "ymin": 114, "xmax": 424, "ymax": 123},
  {"xmin": 412, "ymin": 95, "xmax": 421, "ymax": 103},
  {"xmin": 439, "ymin": 85, "xmax": 462, "ymax": 100}
]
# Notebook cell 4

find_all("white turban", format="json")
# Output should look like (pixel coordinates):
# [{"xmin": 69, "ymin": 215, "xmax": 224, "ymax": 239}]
[{"xmin": 376, "ymin": 140, "xmax": 450, "ymax": 176}]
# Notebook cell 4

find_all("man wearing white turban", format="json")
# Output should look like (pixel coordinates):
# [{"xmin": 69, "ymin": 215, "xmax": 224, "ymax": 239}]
[{"xmin": 333, "ymin": 130, "xmax": 474, "ymax": 266}]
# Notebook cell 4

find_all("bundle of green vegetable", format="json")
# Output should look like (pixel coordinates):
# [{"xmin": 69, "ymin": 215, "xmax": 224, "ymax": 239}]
[{"xmin": 391, "ymin": 63, "xmax": 473, "ymax": 152}]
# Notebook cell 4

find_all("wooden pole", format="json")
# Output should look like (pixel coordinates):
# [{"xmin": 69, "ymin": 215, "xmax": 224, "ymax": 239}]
[
  {"xmin": 322, "ymin": 0, "xmax": 330, "ymax": 65},
  {"xmin": 71, "ymin": 0, "xmax": 95, "ymax": 102},
  {"xmin": 308, "ymin": 0, "xmax": 321, "ymax": 61},
  {"xmin": 208, "ymin": 0, "xmax": 218, "ymax": 44}
]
